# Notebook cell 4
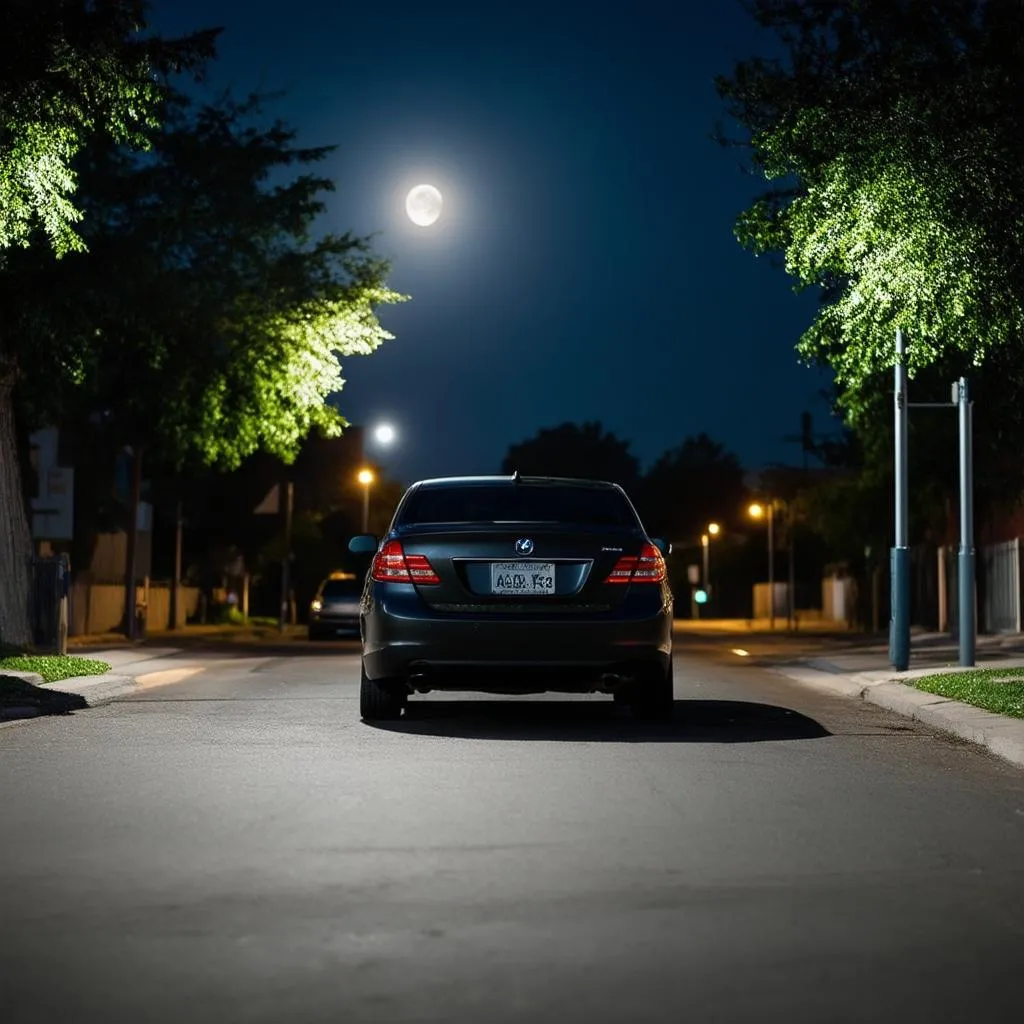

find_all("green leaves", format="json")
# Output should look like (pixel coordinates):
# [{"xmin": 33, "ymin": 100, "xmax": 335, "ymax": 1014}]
[
  {"xmin": 3, "ymin": 85, "xmax": 405, "ymax": 474},
  {"xmin": 0, "ymin": 1, "xmax": 217, "ymax": 256},
  {"xmin": 718, "ymin": 0, "xmax": 1024, "ymax": 416}
]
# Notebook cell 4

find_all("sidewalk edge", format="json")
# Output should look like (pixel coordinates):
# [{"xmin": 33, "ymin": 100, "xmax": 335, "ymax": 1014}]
[{"xmin": 771, "ymin": 664, "xmax": 1024, "ymax": 769}]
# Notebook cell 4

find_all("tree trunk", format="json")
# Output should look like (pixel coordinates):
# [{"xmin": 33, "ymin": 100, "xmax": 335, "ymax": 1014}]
[{"xmin": 0, "ymin": 380, "xmax": 33, "ymax": 648}]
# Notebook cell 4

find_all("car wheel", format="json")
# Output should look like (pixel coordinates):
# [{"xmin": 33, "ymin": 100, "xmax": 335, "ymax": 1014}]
[
  {"xmin": 630, "ymin": 660, "xmax": 674, "ymax": 722},
  {"xmin": 360, "ymin": 663, "xmax": 406, "ymax": 721}
]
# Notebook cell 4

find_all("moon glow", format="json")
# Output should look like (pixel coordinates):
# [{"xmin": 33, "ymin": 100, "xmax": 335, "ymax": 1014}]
[{"xmin": 405, "ymin": 184, "xmax": 443, "ymax": 227}]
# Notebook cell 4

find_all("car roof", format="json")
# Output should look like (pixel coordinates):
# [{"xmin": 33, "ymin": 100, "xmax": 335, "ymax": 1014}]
[{"xmin": 411, "ymin": 475, "xmax": 621, "ymax": 490}]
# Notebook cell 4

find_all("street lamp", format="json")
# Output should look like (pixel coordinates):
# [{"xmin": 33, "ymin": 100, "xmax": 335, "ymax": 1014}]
[
  {"xmin": 358, "ymin": 468, "xmax": 375, "ymax": 532},
  {"xmin": 748, "ymin": 501, "xmax": 776, "ymax": 629},
  {"xmin": 701, "ymin": 523, "xmax": 721, "ymax": 603}
]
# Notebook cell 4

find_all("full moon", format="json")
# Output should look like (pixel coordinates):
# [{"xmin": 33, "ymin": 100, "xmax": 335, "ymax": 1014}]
[{"xmin": 405, "ymin": 184, "xmax": 443, "ymax": 227}]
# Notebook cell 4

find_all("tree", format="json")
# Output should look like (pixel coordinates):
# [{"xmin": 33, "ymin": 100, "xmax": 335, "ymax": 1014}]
[
  {"xmin": 716, "ymin": 0, "xmax": 1024, "ymax": 419},
  {"xmin": 0, "ymin": 1, "xmax": 215, "ymax": 646},
  {"xmin": 636, "ymin": 433, "xmax": 747, "ymax": 543},
  {"xmin": 500, "ymin": 422, "xmax": 640, "ymax": 490},
  {"xmin": 3, "ymin": 89, "xmax": 405, "ymax": 641},
  {"xmin": 40, "ymin": 90, "xmax": 406, "ymax": 472},
  {"xmin": 0, "ymin": 1, "xmax": 216, "ymax": 255}
]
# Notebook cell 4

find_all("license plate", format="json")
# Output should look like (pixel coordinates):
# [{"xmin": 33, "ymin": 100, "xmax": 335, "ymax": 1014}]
[{"xmin": 490, "ymin": 562, "xmax": 556, "ymax": 595}]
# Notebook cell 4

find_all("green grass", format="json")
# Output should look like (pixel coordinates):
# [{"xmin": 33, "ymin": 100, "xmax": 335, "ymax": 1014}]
[
  {"xmin": 0, "ymin": 655, "xmax": 111, "ymax": 684},
  {"xmin": 911, "ymin": 668, "xmax": 1024, "ymax": 719}
]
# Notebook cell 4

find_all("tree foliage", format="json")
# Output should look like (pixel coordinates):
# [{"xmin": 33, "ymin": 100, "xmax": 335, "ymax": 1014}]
[
  {"xmin": 717, "ymin": 0, "xmax": 1024, "ymax": 416},
  {"xmin": 0, "ymin": 0, "xmax": 216, "ymax": 256},
  {"xmin": 636, "ymin": 433, "xmax": 748, "ymax": 543},
  {"xmin": 5, "ymin": 89, "xmax": 406, "ymax": 471},
  {"xmin": 500, "ymin": 422, "xmax": 640, "ymax": 489}
]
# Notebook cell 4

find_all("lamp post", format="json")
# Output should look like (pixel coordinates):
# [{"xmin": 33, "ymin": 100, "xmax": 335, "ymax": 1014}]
[
  {"xmin": 701, "ymin": 522, "xmax": 720, "ymax": 604},
  {"xmin": 358, "ymin": 468, "xmax": 374, "ymax": 533},
  {"xmin": 749, "ymin": 501, "xmax": 776, "ymax": 629}
]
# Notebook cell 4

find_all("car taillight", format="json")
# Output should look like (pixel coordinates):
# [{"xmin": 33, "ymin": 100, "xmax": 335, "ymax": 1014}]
[
  {"xmin": 605, "ymin": 543, "xmax": 666, "ymax": 585},
  {"xmin": 370, "ymin": 540, "xmax": 440, "ymax": 585}
]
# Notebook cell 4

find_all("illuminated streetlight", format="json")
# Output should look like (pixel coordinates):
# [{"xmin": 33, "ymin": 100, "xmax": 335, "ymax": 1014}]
[
  {"xmin": 358, "ymin": 468, "xmax": 375, "ymax": 532},
  {"xmin": 700, "ymin": 524, "xmax": 722, "ymax": 606},
  {"xmin": 747, "ymin": 499, "xmax": 792, "ymax": 630}
]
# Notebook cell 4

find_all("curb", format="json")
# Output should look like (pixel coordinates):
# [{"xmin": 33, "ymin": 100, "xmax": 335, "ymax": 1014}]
[
  {"xmin": 55, "ymin": 673, "xmax": 140, "ymax": 706},
  {"xmin": 771, "ymin": 663, "xmax": 1024, "ymax": 769},
  {"xmin": 1, "ymin": 673, "xmax": 139, "ymax": 724}
]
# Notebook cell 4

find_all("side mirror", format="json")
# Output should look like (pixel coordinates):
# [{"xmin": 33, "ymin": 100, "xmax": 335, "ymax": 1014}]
[
  {"xmin": 651, "ymin": 538, "xmax": 672, "ymax": 556},
  {"xmin": 348, "ymin": 534, "xmax": 378, "ymax": 555}
]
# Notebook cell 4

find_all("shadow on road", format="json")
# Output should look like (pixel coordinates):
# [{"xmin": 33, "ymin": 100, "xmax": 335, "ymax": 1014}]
[{"xmin": 367, "ymin": 698, "xmax": 830, "ymax": 743}]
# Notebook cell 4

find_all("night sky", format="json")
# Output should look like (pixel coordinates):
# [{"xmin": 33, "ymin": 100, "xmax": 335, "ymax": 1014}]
[{"xmin": 151, "ymin": 0, "xmax": 835, "ymax": 486}]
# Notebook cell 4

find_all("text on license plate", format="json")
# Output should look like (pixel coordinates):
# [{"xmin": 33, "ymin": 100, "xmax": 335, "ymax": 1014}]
[{"xmin": 490, "ymin": 562, "xmax": 556, "ymax": 595}]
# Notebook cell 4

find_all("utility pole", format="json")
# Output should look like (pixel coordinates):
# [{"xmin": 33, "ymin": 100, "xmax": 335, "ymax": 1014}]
[
  {"xmin": 787, "ymin": 504, "xmax": 796, "ymax": 631},
  {"xmin": 170, "ymin": 499, "xmax": 183, "ymax": 629},
  {"xmin": 279, "ymin": 480, "xmax": 294, "ymax": 633},
  {"xmin": 767, "ymin": 501, "xmax": 775, "ymax": 630},
  {"xmin": 124, "ymin": 445, "xmax": 143, "ymax": 641},
  {"xmin": 889, "ymin": 329, "xmax": 911, "ymax": 671},
  {"xmin": 957, "ymin": 377, "xmax": 975, "ymax": 667}
]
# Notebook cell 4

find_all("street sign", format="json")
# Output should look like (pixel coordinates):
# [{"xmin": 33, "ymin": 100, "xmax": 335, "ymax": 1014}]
[
  {"xmin": 687, "ymin": 564, "xmax": 700, "ymax": 585},
  {"xmin": 254, "ymin": 484, "xmax": 280, "ymax": 514}
]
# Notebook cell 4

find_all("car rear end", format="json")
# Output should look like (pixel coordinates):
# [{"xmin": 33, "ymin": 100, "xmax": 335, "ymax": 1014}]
[{"xmin": 359, "ymin": 477, "xmax": 673, "ymax": 697}]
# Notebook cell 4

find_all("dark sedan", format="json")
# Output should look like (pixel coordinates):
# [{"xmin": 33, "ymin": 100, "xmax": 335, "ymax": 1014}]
[
  {"xmin": 348, "ymin": 475, "xmax": 674, "ymax": 721},
  {"xmin": 307, "ymin": 573, "xmax": 362, "ymax": 640}
]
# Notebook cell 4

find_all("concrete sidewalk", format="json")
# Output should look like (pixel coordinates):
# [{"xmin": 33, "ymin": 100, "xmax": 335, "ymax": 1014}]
[
  {"xmin": 771, "ymin": 633, "xmax": 1024, "ymax": 769},
  {"xmin": 1, "ymin": 646, "xmax": 208, "ymax": 723}
]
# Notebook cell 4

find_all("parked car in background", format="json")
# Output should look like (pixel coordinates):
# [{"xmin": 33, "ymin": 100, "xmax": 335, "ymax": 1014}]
[
  {"xmin": 308, "ymin": 571, "xmax": 363, "ymax": 640},
  {"xmin": 348, "ymin": 474, "xmax": 674, "ymax": 721}
]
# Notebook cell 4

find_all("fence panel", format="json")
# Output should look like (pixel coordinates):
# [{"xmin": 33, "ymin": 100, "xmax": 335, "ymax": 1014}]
[{"xmin": 982, "ymin": 539, "xmax": 1021, "ymax": 634}]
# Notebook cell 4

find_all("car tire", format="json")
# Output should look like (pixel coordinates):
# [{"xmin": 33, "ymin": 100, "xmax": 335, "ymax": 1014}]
[
  {"xmin": 360, "ymin": 663, "xmax": 406, "ymax": 721},
  {"xmin": 630, "ymin": 660, "xmax": 674, "ymax": 721}
]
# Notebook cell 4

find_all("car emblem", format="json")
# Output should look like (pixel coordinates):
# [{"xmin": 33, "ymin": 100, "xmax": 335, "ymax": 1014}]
[{"xmin": 515, "ymin": 537, "xmax": 534, "ymax": 556}]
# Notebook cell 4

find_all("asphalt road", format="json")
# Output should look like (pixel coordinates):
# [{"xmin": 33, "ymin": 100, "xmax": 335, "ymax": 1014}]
[{"xmin": 3, "ymin": 635, "xmax": 1024, "ymax": 1024}]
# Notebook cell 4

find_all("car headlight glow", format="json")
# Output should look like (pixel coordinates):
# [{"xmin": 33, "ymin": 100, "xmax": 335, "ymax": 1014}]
[{"xmin": 311, "ymin": 599, "xmax": 322, "ymax": 612}]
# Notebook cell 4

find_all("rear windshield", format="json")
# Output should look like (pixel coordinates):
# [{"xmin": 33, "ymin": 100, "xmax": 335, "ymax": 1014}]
[
  {"xmin": 398, "ymin": 484, "xmax": 637, "ymax": 527},
  {"xmin": 321, "ymin": 580, "xmax": 361, "ymax": 599}
]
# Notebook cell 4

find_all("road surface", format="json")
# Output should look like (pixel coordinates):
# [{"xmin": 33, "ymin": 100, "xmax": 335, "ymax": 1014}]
[{"xmin": 3, "ymin": 634, "xmax": 1023, "ymax": 1023}]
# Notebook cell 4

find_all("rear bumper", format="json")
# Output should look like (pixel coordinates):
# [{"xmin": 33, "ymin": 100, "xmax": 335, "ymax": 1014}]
[
  {"xmin": 310, "ymin": 612, "xmax": 360, "ymax": 631},
  {"xmin": 362, "ymin": 584, "xmax": 672, "ymax": 692}
]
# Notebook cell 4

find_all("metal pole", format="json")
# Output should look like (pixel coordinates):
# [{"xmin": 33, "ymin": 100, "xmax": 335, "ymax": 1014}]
[
  {"xmin": 279, "ymin": 480, "xmax": 293, "ymax": 633},
  {"xmin": 768, "ymin": 502, "xmax": 775, "ymax": 630},
  {"xmin": 171, "ymin": 499, "xmax": 183, "ymax": 629},
  {"xmin": 958, "ymin": 378, "xmax": 975, "ymax": 666},
  {"xmin": 701, "ymin": 535, "xmax": 709, "ymax": 595},
  {"xmin": 890, "ymin": 329, "xmax": 911, "ymax": 670},
  {"xmin": 788, "ymin": 503, "xmax": 795, "ymax": 631},
  {"xmin": 362, "ymin": 482, "xmax": 370, "ymax": 534},
  {"xmin": 124, "ymin": 445, "xmax": 142, "ymax": 641}
]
